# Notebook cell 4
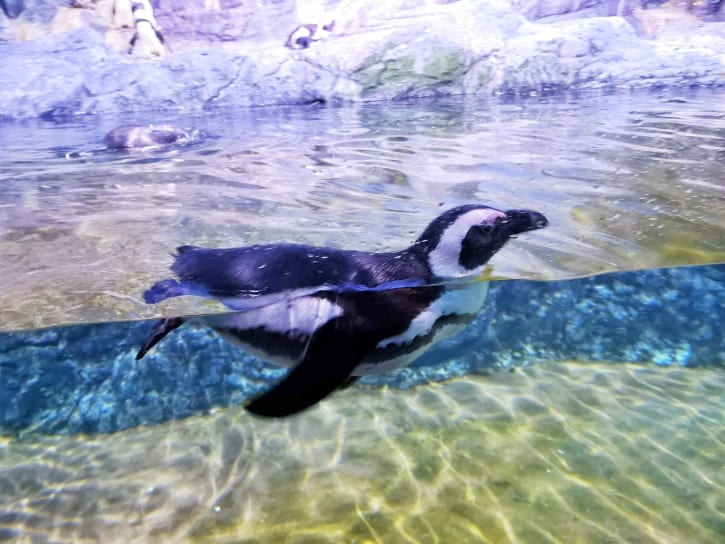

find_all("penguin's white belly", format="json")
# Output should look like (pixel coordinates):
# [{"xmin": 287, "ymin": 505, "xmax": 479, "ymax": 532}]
[
  {"xmin": 203, "ymin": 295, "xmax": 344, "ymax": 369},
  {"xmin": 357, "ymin": 281, "xmax": 489, "ymax": 374},
  {"xmin": 205, "ymin": 281, "xmax": 489, "ymax": 375},
  {"xmin": 134, "ymin": 22, "xmax": 164, "ymax": 57},
  {"xmin": 209, "ymin": 294, "xmax": 344, "ymax": 335},
  {"xmin": 376, "ymin": 282, "xmax": 488, "ymax": 349},
  {"xmin": 355, "ymin": 320, "xmax": 471, "ymax": 375}
]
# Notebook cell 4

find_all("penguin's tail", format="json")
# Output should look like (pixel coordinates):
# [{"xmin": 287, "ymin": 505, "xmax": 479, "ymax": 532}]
[
  {"xmin": 143, "ymin": 278, "xmax": 210, "ymax": 304},
  {"xmin": 136, "ymin": 317, "xmax": 185, "ymax": 360}
]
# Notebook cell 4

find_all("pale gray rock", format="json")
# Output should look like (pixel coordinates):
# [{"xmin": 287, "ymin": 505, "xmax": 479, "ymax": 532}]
[
  {"xmin": 0, "ymin": 0, "xmax": 723, "ymax": 119},
  {"xmin": 512, "ymin": 0, "xmax": 639, "ymax": 20},
  {"xmin": 154, "ymin": 0, "xmax": 296, "ymax": 44}
]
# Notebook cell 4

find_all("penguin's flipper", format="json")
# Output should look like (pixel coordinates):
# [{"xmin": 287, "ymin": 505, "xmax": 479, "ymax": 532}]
[
  {"xmin": 245, "ymin": 315, "xmax": 382, "ymax": 418},
  {"xmin": 136, "ymin": 317, "xmax": 185, "ymax": 359},
  {"xmin": 143, "ymin": 278, "xmax": 211, "ymax": 304}
]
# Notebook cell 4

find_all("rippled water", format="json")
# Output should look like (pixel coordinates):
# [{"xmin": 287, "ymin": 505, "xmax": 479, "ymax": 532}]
[
  {"xmin": 0, "ymin": 90, "xmax": 724, "ymax": 543},
  {"xmin": 1, "ymin": 89, "xmax": 724, "ymax": 330},
  {"xmin": 1, "ymin": 364, "xmax": 723, "ymax": 543}
]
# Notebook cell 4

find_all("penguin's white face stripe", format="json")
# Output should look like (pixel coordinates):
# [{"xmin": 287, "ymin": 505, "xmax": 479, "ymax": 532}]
[
  {"xmin": 428, "ymin": 208, "xmax": 506, "ymax": 279},
  {"xmin": 205, "ymin": 295, "xmax": 344, "ymax": 338},
  {"xmin": 376, "ymin": 282, "xmax": 488, "ymax": 349}
]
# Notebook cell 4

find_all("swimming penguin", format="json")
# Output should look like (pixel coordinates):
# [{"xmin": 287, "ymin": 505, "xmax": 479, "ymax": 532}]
[
  {"xmin": 104, "ymin": 124, "xmax": 190, "ymax": 149},
  {"xmin": 128, "ymin": 0, "xmax": 165, "ymax": 57},
  {"xmin": 136, "ymin": 205, "xmax": 548, "ymax": 417},
  {"xmin": 285, "ymin": 20, "xmax": 335, "ymax": 49}
]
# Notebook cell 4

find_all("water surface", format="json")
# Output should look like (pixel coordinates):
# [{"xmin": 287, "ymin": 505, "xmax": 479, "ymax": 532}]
[{"xmin": 1, "ymin": 89, "xmax": 724, "ymax": 330}]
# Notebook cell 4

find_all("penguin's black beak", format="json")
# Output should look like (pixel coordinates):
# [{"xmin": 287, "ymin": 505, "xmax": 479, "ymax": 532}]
[{"xmin": 503, "ymin": 209, "xmax": 548, "ymax": 235}]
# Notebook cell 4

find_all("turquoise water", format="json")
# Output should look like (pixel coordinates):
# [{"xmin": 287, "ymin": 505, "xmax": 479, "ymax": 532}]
[{"xmin": 0, "ymin": 90, "xmax": 723, "ymax": 542}]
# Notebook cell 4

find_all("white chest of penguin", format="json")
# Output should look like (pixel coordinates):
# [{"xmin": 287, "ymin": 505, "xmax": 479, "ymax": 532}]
[
  {"xmin": 205, "ymin": 280, "xmax": 489, "ymax": 375},
  {"xmin": 360, "ymin": 280, "xmax": 489, "ymax": 374}
]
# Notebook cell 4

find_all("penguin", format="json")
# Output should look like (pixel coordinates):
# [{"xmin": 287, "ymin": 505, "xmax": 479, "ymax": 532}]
[
  {"xmin": 285, "ymin": 20, "xmax": 336, "ymax": 49},
  {"xmin": 136, "ymin": 205, "xmax": 548, "ymax": 417},
  {"xmin": 128, "ymin": 0, "xmax": 165, "ymax": 57},
  {"xmin": 103, "ymin": 124, "xmax": 190, "ymax": 149},
  {"xmin": 112, "ymin": 0, "xmax": 135, "ymax": 29}
]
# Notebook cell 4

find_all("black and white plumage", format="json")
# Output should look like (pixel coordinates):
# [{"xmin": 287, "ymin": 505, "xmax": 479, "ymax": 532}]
[
  {"xmin": 127, "ymin": 0, "xmax": 165, "ymax": 57},
  {"xmin": 104, "ymin": 124, "xmax": 190, "ymax": 149},
  {"xmin": 137, "ymin": 205, "xmax": 548, "ymax": 417},
  {"xmin": 285, "ymin": 21, "xmax": 335, "ymax": 49}
]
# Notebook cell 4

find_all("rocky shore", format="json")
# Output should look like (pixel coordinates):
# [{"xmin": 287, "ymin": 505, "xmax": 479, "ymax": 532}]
[{"xmin": 1, "ymin": 0, "xmax": 723, "ymax": 120}]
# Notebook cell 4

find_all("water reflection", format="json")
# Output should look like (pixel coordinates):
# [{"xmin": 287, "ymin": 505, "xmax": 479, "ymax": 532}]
[{"xmin": 0, "ymin": 90, "xmax": 724, "ymax": 330}]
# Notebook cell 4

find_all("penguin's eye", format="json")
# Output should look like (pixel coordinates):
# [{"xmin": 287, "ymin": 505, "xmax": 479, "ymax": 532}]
[{"xmin": 478, "ymin": 224, "xmax": 494, "ymax": 234}]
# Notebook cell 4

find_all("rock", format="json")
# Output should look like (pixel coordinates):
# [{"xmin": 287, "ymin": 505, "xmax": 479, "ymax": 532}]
[
  {"xmin": 0, "ymin": 27, "xmax": 120, "ymax": 120},
  {"xmin": 0, "ymin": 0, "xmax": 723, "ymax": 121},
  {"xmin": 154, "ymin": 0, "xmax": 295, "ymax": 44},
  {"xmin": 512, "ymin": 0, "xmax": 635, "ymax": 20}
]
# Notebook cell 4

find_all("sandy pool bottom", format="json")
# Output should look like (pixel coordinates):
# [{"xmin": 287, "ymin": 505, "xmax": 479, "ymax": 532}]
[{"xmin": 0, "ymin": 362, "xmax": 723, "ymax": 543}]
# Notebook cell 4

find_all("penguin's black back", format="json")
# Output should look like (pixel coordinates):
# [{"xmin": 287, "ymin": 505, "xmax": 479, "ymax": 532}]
[{"xmin": 171, "ymin": 243, "xmax": 432, "ymax": 298}]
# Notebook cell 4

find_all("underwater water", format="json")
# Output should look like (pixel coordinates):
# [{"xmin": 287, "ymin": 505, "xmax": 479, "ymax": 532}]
[{"xmin": 0, "ymin": 89, "xmax": 723, "ymax": 542}]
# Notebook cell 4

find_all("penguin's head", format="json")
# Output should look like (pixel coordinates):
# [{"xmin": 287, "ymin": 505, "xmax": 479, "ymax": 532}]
[
  {"xmin": 414, "ymin": 204, "xmax": 548, "ymax": 279},
  {"xmin": 286, "ymin": 25, "xmax": 315, "ymax": 49}
]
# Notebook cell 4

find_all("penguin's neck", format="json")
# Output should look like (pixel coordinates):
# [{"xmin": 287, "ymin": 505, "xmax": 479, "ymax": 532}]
[
  {"xmin": 404, "ymin": 241, "xmax": 490, "ymax": 284},
  {"xmin": 373, "ymin": 247, "xmax": 435, "ymax": 286}
]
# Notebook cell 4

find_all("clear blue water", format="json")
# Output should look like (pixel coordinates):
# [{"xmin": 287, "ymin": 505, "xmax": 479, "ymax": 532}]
[{"xmin": 0, "ymin": 90, "xmax": 723, "ymax": 542}]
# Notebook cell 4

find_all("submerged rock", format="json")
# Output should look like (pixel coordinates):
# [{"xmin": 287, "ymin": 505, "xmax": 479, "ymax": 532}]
[
  {"xmin": 0, "ymin": 264, "xmax": 722, "ymax": 434},
  {"xmin": 0, "ymin": 0, "xmax": 723, "ymax": 119}
]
